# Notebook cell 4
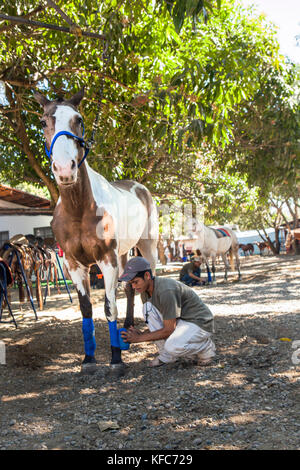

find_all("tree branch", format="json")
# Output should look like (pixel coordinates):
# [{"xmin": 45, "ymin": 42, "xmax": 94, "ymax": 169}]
[
  {"xmin": 0, "ymin": 5, "xmax": 44, "ymax": 33},
  {"xmin": 0, "ymin": 133, "xmax": 23, "ymax": 151},
  {"xmin": 0, "ymin": 13, "xmax": 106, "ymax": 40}
]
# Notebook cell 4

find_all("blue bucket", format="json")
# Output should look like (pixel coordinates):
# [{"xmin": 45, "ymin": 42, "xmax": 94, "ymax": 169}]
[{"xmin": 118, "ymin": 328, "xmax": 130, "ymax": 350}]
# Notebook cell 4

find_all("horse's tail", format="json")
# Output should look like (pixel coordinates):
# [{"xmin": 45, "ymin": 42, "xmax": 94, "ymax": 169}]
[{"xmin": 228, "ymin": 247, "xmax": 235, "ymax": 270}]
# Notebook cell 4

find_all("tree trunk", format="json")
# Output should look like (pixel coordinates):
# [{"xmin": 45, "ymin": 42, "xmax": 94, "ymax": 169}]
[
  {"xmin": 4, "ymin": 83, "xmax": 59, "ymax": 204},
  {"xmin": 166, "ymin": 239, "xmax": 174, "ymax": 262},
  {"xmin": 293, "ymin": 239, "xmax": 300, "ymax": 255},
  {"xmin": 158, "ymin": 235, "xmax": 167, "ymax": 265},
  {"xmin": 17, "ymin": 114, "xmax": 59, "ymax": 204}
]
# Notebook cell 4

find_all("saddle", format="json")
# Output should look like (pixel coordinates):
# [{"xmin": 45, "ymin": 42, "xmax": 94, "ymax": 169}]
[
  {"xmin": 215, "ymin": 228, "xmax": 231, "ymax": 238},
  {"xmin": 0, "ymin": 258, "xmax": 14, "ymax": 287},
  {"xmin": 9, "ymin": 234, "xmax": 29, "ymax": 246}
]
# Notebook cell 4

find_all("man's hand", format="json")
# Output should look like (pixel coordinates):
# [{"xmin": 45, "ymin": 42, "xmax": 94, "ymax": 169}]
[
  {"xmin": 121, "ymin": 319, "xmax": 177, "ymax": 344},
  {"xmin": 121, "ymin": 326, "xmax": 142, "ymax": 343}
]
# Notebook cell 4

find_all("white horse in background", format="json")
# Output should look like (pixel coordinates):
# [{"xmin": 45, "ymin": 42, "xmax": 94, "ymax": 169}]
[{"xmin": 188, "ymin": 219, "xmax": 241, "ymax": 283}]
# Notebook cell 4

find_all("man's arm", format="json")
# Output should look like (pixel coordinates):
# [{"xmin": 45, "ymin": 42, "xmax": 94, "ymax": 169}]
[
  {"xmin": 121, "ymin": 318, "xmax": 177, "ymax": 344},
  {"xmin": 188, "ymin": 270, "xmax": 205, "ymax": 282}
]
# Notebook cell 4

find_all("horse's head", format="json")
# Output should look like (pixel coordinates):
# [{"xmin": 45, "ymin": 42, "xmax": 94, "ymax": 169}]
[
  {"xmin": 184, "ymin": 217, "xmax": 203, "ymax": 235},
  {"xmin": 192, "ymin": 219, "xmax": 204, "ymax": 234},
  {"xmin": 34, "ymin": 89, "xmax": 85, "ymax": 186}
]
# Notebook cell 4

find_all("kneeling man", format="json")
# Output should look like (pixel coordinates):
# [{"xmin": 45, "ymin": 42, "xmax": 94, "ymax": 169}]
[{"xmin": 119, "ymin": 257, "xmax": 216, "ymax": 367}]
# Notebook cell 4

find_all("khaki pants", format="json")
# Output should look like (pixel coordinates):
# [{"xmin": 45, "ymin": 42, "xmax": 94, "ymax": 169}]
[{"xmin": 143, "ymin": 302, "xmax": 216, "ymax": 364}]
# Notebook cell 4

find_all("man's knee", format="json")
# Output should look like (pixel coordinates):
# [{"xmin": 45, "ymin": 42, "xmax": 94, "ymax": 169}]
[{"xmin": 164, "ymin": 335, "xmax": 185, "ymax": 357}]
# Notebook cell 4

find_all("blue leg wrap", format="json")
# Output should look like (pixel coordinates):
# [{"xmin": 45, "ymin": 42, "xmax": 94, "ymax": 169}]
[
  {"xmin": 108, "ymin": 320, "xmax": 120, "ymax": 348},
  {"xmin": 207, "ymin": 265, "xmax": 212, "ymax": 283},
  {"xmin": 82, "ymin": 318, "xmax": 96, "ymax": 356}
]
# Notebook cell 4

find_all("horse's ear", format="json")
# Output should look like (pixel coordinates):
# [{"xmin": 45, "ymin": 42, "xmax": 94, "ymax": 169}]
[
  {"xmin": 33, "ymin": 91, "xmax": 50, "ymax": 107},
  {"xmin": 67, "ymin": 87, "xmax": 85, "ymax": 107}
]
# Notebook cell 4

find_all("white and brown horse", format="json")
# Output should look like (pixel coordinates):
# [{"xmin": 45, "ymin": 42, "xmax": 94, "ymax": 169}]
[
  {"xmin": 34, "ymin": 89, "xmax": 158, "ymax": 375},
  {"xmin": 189, "ymin": 220, "xmax": 241, "ymax": 283}
]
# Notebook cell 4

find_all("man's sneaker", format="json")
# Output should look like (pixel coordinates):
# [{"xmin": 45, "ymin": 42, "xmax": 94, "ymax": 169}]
[
  {"xmin": 148, "ymin": 357, "xmax": 165, "ymax": 368},
  {"xmin": 196, "ymin": 356, "xmax": 215, "ymax": 366}
]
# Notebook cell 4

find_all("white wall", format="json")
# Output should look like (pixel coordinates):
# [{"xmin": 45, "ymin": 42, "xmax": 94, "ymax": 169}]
[{"xmin": 0, "ymin": 214, "xmax": 53, "ymax": 238}]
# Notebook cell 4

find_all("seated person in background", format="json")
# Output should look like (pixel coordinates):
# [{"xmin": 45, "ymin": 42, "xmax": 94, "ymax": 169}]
[{"xmin": 179, "ymin": 256, "xmax": 206, "ymax": 286}]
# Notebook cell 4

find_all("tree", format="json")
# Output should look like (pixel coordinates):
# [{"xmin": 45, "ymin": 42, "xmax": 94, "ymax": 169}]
[
  {"xmin": 0, "ymin": 0, "xmax": 287, "ymax": 207},
  {"xmin": 216, "ymin": 57, "xmax": 300, "ymax": 198}
]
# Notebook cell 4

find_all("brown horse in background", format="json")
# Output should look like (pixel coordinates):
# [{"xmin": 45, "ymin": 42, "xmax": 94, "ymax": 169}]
[{"xmin": 239, "ymin": 243, "xmax": 254, "ymax": 256}]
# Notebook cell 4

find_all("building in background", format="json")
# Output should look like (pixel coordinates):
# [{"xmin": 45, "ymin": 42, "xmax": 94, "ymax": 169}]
[{"xmin": 0, "ymin": 183, "xmax": 54, "ymax": 245}]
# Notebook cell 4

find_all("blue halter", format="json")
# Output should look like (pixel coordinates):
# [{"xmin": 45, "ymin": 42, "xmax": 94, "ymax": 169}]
[{"xmin": 44, "ymin": 125, "xmax": 90, "ymax": 168}]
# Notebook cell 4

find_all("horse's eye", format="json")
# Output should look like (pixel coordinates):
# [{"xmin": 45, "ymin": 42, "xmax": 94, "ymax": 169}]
[
  {"xmin": 77, "ymin": 117, "xmax": 83, "ymax": 126},
  {"xmin": 40, "ymin": 120, "xmax": 47, "ymax": 128}
]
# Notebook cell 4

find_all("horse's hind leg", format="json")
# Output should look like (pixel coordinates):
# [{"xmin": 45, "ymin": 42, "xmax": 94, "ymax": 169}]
[
  {"xmin": 135, "ymin": 238, "xmax": 157, "ymax": 273},
  {"xmin": 221, "ymin": 253, "xmax": 229, "ymax": 281},
  {"xmin": 235, "ymin": 248, "xmax": 242, "ymax": 281},
  {"xmin": 120, "ymin": 253, "xmax": 135, "ymax": 329}
]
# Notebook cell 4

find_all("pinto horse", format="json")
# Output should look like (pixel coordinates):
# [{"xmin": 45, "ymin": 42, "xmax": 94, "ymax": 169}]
[
  {"xmin": 255, "ymin": 241, "xmax": 272, "ymax": 256},
  {"xmin": 34, "ymin": 89, "xmax": 158, "ymax": 376},
  {"xmin": 189, "ymin": 220, "xmax": 241, "ymax": 283}
]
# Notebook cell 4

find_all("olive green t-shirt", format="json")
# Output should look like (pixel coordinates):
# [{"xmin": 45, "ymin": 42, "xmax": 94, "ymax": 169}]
[
  {"xmin": 179, "ymin": 261, "xmax": 200, "ymax": 280},
  {"xmin": 141, "ymin": 277, "xmax": 214, "ymax": 333}
]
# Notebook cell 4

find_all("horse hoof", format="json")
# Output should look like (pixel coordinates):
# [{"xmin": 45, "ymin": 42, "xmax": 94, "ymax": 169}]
[
  {"xmin": 81, "ymin": 355, "xmax": 97, "ymax": 375},
  {"xmin": 109, "ymin": 362, "xmax": 126, "ymax": 379}
]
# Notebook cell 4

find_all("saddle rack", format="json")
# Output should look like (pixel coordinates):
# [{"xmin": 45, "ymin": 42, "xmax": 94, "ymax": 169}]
[
  {"xmin": 0, "ymin": 258, "xmax": 17, "ymax": 328},
  {"xmin": 2, "ymin": 243, "xmax": 38, "ymax": 326}
]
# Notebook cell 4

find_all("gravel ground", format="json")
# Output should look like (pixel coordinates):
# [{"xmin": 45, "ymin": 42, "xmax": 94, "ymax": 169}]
[{"xmin": 0, "ymin": 254, "xmax": 299, "ymax": 450}]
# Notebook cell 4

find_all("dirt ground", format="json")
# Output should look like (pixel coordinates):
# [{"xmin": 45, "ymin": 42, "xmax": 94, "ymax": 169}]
[{"xmin": 0, "ymin": 254, "xmax": 299, "ymax": 450}]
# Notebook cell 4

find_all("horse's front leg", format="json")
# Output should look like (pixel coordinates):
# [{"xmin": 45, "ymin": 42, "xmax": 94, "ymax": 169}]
[
  {"xmin": 98, "ymin": 259, "xmax": 125, "ymax": 376},
  {"xmin": 64, "ymin": 259, "xmax": 96, "ymax": 373}
]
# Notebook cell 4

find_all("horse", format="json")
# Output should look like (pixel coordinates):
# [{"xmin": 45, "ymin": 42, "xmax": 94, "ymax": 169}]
[
  {"xmin": 239, "ymin": 243, "xmax": 254, "ymax": 256},
  {"xmin": 34, "ymin": 88, "xmax": 158, "ymax": 376},
  {"xmin": 255, "ymin": 241, "xmax": 272, "ymax": 256},
  {"xmin": 188, "ymin": 220, "xmax": 241, "ymax": 283}
]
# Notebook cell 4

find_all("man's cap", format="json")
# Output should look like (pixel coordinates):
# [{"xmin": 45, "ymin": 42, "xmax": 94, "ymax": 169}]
[{"xmin": 119, "ymin": 257, "xmax": 151, "ymax": 282}]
